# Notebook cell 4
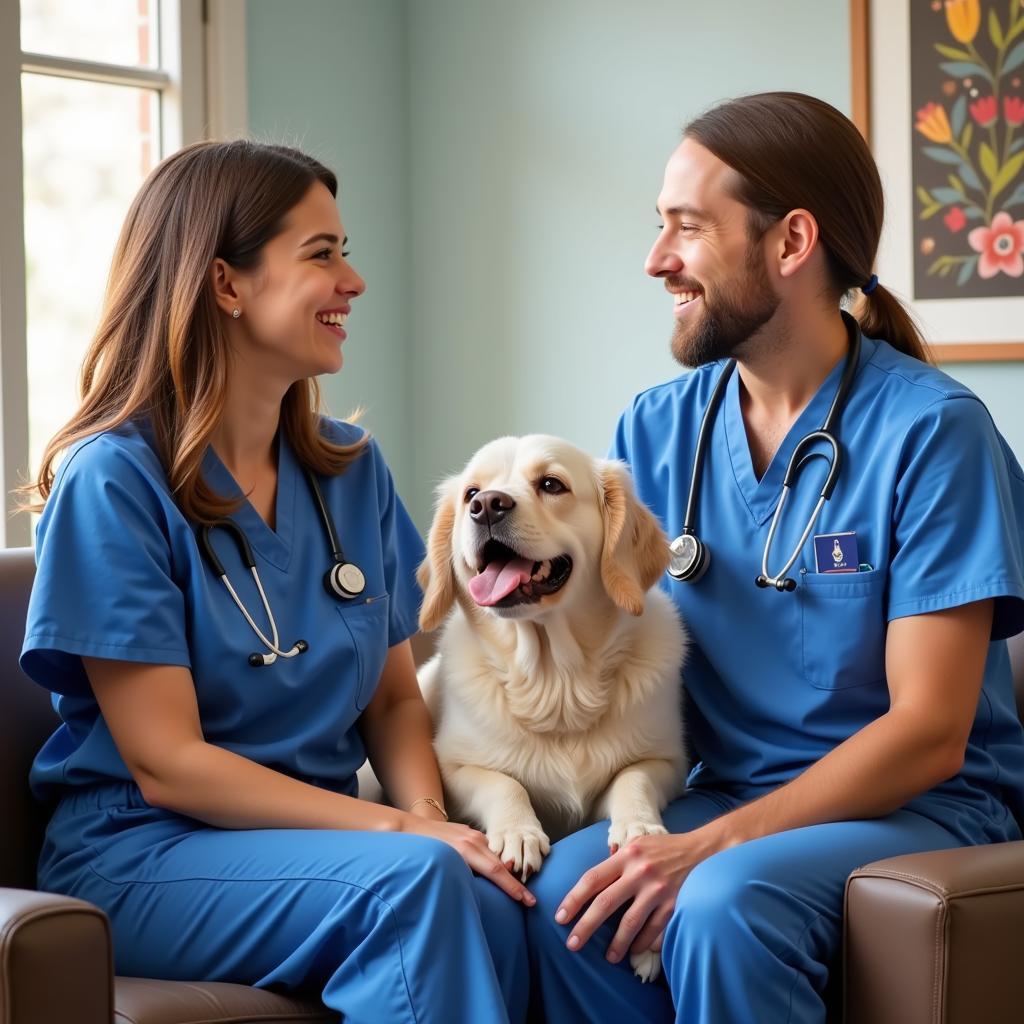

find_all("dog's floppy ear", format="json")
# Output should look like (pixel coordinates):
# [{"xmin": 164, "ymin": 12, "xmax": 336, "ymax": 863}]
[
  {"xmin": 598, "ymin": 461, "xmax": 670, "ymax": 616},
  {"xmin": 417, "ymin": 479, "xmax": 460, "ymax": 633}
]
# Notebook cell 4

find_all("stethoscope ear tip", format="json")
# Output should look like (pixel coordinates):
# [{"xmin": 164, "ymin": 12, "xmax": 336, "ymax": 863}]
[{"xmin": 755, "ymin": 574, "xmax": 798, "ymax": 592}]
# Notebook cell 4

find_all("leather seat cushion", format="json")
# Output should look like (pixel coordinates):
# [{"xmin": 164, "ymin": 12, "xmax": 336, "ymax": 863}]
[{"xmin": 113, "ymin": 977, "xmax": 337, "ymax": 1024}]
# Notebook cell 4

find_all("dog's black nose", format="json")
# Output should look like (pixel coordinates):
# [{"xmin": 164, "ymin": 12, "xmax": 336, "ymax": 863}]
[{"xmin": 469, "ymin": 490, "xmax": 516, "ymax": 526}]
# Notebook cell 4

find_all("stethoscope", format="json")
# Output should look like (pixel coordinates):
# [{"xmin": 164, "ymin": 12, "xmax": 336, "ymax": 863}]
[
  {"xmin": 199, "ymin": 468, "xmax": 366, "ymax": 667},
  {"xmin": 668, "ymin": 312, "xmax": 862, "ymax": 593}
]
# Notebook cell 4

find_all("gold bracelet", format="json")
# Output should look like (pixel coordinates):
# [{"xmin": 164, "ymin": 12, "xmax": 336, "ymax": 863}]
[{"xmin": 409, "ymin": 796, "xmax": 448, "ymax": 821}]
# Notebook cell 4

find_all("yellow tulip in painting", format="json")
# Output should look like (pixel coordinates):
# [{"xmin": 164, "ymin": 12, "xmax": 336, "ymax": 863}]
[
  {"xmin": 944, "ymin": 0, "xmax": 982, "ymax": 44},
  {"xmin": 915, "ymin": 102, "xmax": 954, "ymax": 143}
]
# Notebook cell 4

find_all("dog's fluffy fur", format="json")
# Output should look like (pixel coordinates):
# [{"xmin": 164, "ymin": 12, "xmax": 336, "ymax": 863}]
[{"xmin": 417, "ymin": 435, "xmax": 687, "ymax": 981}]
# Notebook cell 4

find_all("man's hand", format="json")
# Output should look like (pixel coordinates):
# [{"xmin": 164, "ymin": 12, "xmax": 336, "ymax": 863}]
[{"xmin": 555, "ymin": 829, "xmax": 722, "ymax": 963}]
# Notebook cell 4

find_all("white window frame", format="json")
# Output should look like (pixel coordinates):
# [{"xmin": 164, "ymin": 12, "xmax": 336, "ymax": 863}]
[{"xmin": 0, "ymin": 0, "xmax": 247, "ymax": 547}]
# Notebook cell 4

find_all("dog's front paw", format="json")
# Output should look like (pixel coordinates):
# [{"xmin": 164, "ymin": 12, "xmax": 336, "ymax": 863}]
[
  {"xmin": 629, "ymin": 949, "xmax": 662, "ymax": 983},
  {"xmin": 487, "ymin": 824, "xmax": 551, "ymax": 881},
  {"xmin": 607, "ymin": 819, "xmax": 668, "ymax": 854}
]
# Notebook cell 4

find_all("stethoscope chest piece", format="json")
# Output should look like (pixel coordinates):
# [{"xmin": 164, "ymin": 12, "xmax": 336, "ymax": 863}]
[
  {"xmin": 668, "ymin": 533, "xmax": 710, "ymax": 583},
  {"xmin": 325, "ymin": 561, "xmax": 366, "ymax": 600}
]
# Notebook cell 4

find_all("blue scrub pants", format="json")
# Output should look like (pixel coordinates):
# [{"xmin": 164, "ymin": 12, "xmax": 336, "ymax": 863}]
[
  {"xmin": 39, "ymin": 784, "xmax": 527, "ymax": 1024},
  {"xmin": 527, "ymin": 790, "xmax": 969, "ymax": 1024}
]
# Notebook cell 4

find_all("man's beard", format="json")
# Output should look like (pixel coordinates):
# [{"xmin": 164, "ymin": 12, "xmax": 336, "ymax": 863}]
[{"xmin": 670, "ymin": 243, "xmax": 780, "ymax": 368}]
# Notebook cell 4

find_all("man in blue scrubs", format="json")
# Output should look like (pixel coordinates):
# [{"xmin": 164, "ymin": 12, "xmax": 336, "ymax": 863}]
[{"xmin": 526, "ymin": 92, "xmax": 1024, "ymax": 1023}]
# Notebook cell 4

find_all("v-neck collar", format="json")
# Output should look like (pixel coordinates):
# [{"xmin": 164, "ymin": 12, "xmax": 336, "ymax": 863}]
[
  {"xmin": 201, "ymin": 430, "xmax": 298, "ymax": 572},
  {"xmin": 722, "ymin": 329, "xmax": 876, "ymax": 526}
]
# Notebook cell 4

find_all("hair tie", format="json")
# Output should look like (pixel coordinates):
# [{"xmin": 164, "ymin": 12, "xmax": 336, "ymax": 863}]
[{"xmin": 861, "ymin": 273, "xmax": 879, "ymax": 295}]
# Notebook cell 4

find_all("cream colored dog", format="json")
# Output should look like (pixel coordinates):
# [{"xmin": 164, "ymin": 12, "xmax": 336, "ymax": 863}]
[{"xmin": 417, "ymin": 435, "xmax": 687, "ymax": 982}]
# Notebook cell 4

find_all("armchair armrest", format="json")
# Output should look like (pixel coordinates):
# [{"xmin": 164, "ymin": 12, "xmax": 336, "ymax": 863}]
[
  {"xmin": 843, "ymin": 840, "xmax": 1024, "ymax": 1024},
  {"xmin": 0, "ymin": 887, "xmax": 113, "ymax": 1024}
]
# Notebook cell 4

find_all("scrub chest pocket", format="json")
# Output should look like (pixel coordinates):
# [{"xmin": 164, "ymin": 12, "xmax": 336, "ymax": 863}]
[
  {"xmin": 337, "ymin": 595, "xmax": 390, "ymax": 709},
  {"xmin": 798, "ymin": 568, "xmax": 887, "ymax": 689}
]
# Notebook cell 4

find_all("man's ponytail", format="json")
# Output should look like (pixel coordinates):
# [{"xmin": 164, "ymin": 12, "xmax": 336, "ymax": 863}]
[{"xmin": 853, "ymin": 285, "xmax": 933, "ymax": 363}]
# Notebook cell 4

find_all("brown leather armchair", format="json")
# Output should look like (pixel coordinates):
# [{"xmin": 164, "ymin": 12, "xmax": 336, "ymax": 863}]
[{"xmin": 2, "ymin": 545, "xmax": 1023, "ymax": 1023}]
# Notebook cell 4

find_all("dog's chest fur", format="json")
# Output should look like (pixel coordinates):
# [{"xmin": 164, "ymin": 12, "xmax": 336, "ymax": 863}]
[{"xmin": 425, "ymin": 591, "xmax": 685, "ymax": 836}]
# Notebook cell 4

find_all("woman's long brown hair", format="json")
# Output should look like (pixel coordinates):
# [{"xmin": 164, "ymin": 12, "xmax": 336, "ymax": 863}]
[
  {"xmin": 26, "ymin": 140, "xmax": 369, "ymax": 523},
  {"xmin": 685, "ymin": 92, "xmax": 932, "ymax": 363}
]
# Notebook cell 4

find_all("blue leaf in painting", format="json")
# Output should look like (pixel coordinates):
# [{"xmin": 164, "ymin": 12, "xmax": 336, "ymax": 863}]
[
  {"xmin": 923, "ymin": 146, "xmax": 966, "ymax": 165},
  {"xmin": 1012, "ymin": 138, "xmax": 1024, "ymax": 156},
  {"xmin": 950, "ymin": 94, "xmax": 967, "ymax": 139},
  {"xmin": 939, "ymin": 60, "xmax": 991, "ymax": 79},
  {"xmin": 965, "ymin": 208, "xmax": 985, "ymax": 219},
  {"xmin": 956, "ymin": 257, "xmax": 978, "ymax": 286},
  {"xmin": 1004, "ymin": 183, "xmax": 1024, "ymax": 210},
  {"xmin": 958, "ymin": 163, "xmax": 983, "ymax": 189},
  {"xmin": 932, "ymin": 187, "xmax": 963, "ymax": 202},
  {"xmin": 1003, "ymin": 40, "xmax": 1024, "ymax": 75}
]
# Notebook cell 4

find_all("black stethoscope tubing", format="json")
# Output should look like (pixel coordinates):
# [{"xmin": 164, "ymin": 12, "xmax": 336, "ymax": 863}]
[
  {"xmin": 199, "ymin": 468, "xmax": 366, "ymax": 667},
  {"xmin": 668, "ymin": 312, "xmax": 863, "ymax": 592}
]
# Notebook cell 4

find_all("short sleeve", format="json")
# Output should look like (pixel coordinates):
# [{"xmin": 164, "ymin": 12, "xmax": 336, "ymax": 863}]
[
  {"xmin": 368, "ymin": 441, "xmax": 426, "ymax": 646},
  {"xmin": 888, "ymin": 396, "xmax": 1024, "ymax": 639},
  {"xmin": 608, "ymin": 405, "xmax": 632, "ymax": 465},
  {"xmin": 21, "ymin": 436, "xmax": 191, "ymax": 697}
]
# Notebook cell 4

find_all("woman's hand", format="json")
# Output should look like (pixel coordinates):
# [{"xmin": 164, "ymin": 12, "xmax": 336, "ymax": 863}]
[
  {"xmin": 556, "ymin": 830, "xmax": 719, "ymax": 963},
  {"xmin": 401, "ymin": 814, "xmax": 537, "ymax": 906}
]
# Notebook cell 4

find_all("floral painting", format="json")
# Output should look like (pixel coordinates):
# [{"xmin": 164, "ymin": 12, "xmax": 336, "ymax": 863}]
[{"xmin": 912, "ymin": 0, "xmax": 1024, "ymax": 297}]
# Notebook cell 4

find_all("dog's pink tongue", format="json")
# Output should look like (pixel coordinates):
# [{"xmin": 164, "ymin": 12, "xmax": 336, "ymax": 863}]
[{"xmin": 468, "ymin": 557, "xmax": 534, "ymax": 606}]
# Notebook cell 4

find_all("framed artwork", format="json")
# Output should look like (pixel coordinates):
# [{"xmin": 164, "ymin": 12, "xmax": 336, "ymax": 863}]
[{"xmin": 851, "ymin": 0, "xmax": 1024, "ymax": 361}]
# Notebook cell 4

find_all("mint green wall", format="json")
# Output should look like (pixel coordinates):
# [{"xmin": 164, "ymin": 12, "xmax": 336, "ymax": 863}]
[
  {"xmin": 247, "ymin": 1, "xmax": 1024, "ymax": 529},
  {"xmin": 944, "ymin": 363, "xmax": 1022, "ymax": 458},
  {"xmin": 247, "ymin": 0, "xmax": 412, "ymax": 489},
  {"xmin": 405, "ymin": 0, "xmax": 853, "ymax": 525}
]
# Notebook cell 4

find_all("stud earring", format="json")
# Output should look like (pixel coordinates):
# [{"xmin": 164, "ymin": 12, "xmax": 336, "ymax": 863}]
[{"xmin": 232, "ymin": 308, "xmax": 241, "ymax": 319}]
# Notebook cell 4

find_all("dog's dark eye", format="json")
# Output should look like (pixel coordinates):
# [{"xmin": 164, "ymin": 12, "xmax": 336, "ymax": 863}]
[
  {"xmin": 539, "ymin": 477, "xmax": 567, "ymax": 495},
  {"xmin": 464, "ymin": 487, "xmax": 479, "ymax": 503}
]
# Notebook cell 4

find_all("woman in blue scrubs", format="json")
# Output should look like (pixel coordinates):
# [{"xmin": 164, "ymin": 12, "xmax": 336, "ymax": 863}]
[
  {"xmin": 526, "ymin": 93, "xmax": 1024, "ymax": 1023},
  {"xmin": 21, "ymin": 141, "xmax": 531, "ymax": 1024}
]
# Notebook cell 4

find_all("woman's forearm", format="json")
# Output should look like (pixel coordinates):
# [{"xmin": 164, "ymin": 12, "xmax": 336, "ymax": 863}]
[
  {"xmin": 141, "ymin": 738, "xmax": 406, "ymax": 832},
  {"xmin": 362, "ymin": 695, "xmax": 447, "ymax": 815}
]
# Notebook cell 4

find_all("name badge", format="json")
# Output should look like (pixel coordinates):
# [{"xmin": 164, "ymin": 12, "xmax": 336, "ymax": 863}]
[{"xmin": 813, "ymin": 531, "xmax": 858, "ymax": 573}]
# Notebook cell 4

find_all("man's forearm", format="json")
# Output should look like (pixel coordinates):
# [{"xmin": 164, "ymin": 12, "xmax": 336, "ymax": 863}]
[{"xmin": 701, "ymin": 708, "xmax": 964, "ymax": 849}]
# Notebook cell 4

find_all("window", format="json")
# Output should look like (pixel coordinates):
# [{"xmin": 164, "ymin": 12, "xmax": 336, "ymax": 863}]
[{"xmin": 0, "ymin": 0, "xmax": 247, "ymax": 546}]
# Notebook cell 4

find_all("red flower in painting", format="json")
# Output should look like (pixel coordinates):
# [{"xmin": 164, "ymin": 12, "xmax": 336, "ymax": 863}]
[
  {"xmin": 1005, "ymin": 96, "xmax": 1024, "ymax": 126},
  {"xmin": 969, "ymin": 96, "xmax": 998, "ymax": 126},
  {"xmin": 944, "ymin": 206, "xmax": 967, "ymax": 232},
  {"xmin": 967, "ymin": 212, "xmax": 1024, "ymax": 278}
]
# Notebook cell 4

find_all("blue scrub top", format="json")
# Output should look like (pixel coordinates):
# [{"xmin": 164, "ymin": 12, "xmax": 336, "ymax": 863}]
[
  {"xmin": 22, "ymin": 418, "xmax": 425, "ymax": 801},
  {"xmin": 611, "ymin": 335, "xmax": 1024, "ymax": 843}
]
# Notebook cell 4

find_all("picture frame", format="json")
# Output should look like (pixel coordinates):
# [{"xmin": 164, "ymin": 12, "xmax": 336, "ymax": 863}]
[{"xmin": 850, "ymin": 0, "xmax": 1024, "ymax": 361}]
